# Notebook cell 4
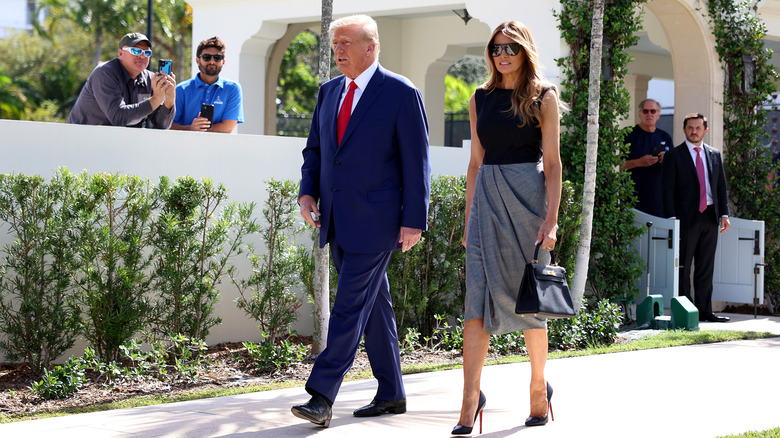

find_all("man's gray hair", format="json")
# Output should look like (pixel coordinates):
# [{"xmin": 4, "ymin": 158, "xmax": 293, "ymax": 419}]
[
  {"xmin": 638, "ymin": 98, "xmax": 661, "ymax": 110},
  {"xmin": 330, "ymin": 14, "xmax": 380, "ymax": 48}
]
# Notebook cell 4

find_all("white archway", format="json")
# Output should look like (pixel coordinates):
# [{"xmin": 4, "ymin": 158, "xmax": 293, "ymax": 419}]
[{"xmin": 646, "ymin": 0, "xmax": 724, "ymax": 148}]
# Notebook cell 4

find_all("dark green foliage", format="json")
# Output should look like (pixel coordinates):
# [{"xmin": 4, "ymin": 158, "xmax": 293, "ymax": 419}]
[
  {"xmin": 30, "ymin": 356, "xmax": 88, "ymax": 400},
  {"xmin": 73, "ymin": 172, "xmax": 156, "ymax": 363},
  {"xmin": 387, "ymin": 175, "xmax": 467, "ymax": 337},
  {"xmin": 169, "ymin": 334, "xmax": 209, "ymax": 382},
  {"xmin": 232, "ymin": 179, "xmax": 305, "ymax": 343},
  {"xmin": 39, "ymin": 58, "xmax": 84, "ymax": 116},
  {"xmin": 555, "ymin": 0, "xmax": 645, "ymax": 302},
  {"xmin": 548, "ymin": 299, "xmax": 623, "ymax": 350},
  {"xmin": 556, "ymin": 180, "xmax": 583, "ymax": 283},
  {"xmin": 0, "ymin": 170, "xmax": 81, "ymax": 374},
  {"xmin": 399, "ymin": 300, "xmax": 621, "ymax": 356},
  {"xmin": 150, "ymin": 176, "xmax": 259, "ymax": 341},
  {"xmin": 30, "ymin": 334, "xmax": 211, "ymax": 399},
  {"xmin": 278, "ymin": 30, "xmax": 329, "ymax": 115},
  {"xmin": 0, "ymin": 68, "xmax": 30, "ymax": 119},
  {"xmin": 242, "ymin": 338, "xmax": 307, "ymax": 372},
  {"xmin": 704, "ymin": 1, "xmax": 780, "ymax": 310}
]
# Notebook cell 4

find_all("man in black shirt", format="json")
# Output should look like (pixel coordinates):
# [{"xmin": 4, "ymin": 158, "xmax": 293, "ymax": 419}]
[{"xmin": 622, "ymin": 98, "xmax": 672, "ymax": 216}]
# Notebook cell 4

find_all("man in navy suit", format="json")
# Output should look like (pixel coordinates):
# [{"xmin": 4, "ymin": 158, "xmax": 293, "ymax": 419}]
[
  {"xmin": 292, "ymin": 15, "xmax": 431, "ymax": 428},
  {"xmin": 662, "ymin": 113, "xmax": 730, "ymax": 322}
]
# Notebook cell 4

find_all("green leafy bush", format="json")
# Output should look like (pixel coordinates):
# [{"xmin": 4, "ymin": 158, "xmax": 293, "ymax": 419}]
[
  {"xmin": 0, "ymin": 170, "xmax": 81, "ymax": 374},
  {"xmin": 388, "ymin": 175, "xmax": 467, "ymax": 337},
  {"xmin": 150, "ymin": 176, "xmax": 259, "ymax": 341},
  {"xmin": 548, "ymin": 299, "xmax": 622, "ymax": 350},
  {"xmin": 30, "ymin": 356, "xmax": 87, "ymax": 400},
  {"xmin": 73, "ymin": 172, "xmax": 156, "ymax": 363},
  {"xmin": 233, "ymin": 179, "xmax": 305, "ymax": 343},
  {"xmin": 243, "ymin": 338, "xmax": 307, "ymax": 372}
]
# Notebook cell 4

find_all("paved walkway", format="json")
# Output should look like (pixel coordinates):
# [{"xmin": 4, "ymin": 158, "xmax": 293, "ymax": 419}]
[{"xmin": 2, "ymin": 313, "xmax": 779, "ymax": 437}]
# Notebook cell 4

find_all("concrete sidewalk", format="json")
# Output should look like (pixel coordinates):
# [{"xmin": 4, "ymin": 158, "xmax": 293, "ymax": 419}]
[{"xmin": 1, "ymin": 313, "xmax": 779, "ymax": 438}]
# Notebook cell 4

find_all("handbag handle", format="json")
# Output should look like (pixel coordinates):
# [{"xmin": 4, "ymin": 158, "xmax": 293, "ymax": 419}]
[{"xmin": 532, "ymin": 242, "xmax": 558, "ymax": 265}]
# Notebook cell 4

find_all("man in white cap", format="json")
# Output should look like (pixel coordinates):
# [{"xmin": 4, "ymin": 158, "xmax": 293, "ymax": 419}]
[{"xmin": 68, "ymin": 32, "xmax": 176, "ymax": 128}]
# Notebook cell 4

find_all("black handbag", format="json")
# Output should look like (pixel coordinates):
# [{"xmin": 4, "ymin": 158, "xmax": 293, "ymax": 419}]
[{"xmin": 514, "ymin": 243, "xmax": 576, "ymax": 319}]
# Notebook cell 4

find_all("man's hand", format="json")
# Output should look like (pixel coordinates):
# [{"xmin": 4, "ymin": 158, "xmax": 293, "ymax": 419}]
[
  {"xmin": 189, "ymin": 113, "xmax": 212, "ymax": 131},
  {"xmin": 623, "ymin": 154, "xmax": 661, "ymax": 171},
  {"xmin": 637, "ymin": 154, "xmax": 660, "ymax": 167},
  {"xmin": 720, "ymin": 216, "xmax": 730, "ymax": 233},
  {"xmin": 399, "ymin": 227, "xmax": 422, "ymax": 252},
  {"xmin": 298, "ymin": 195, "xmax": 321, "ymax": 228},
  {"xmin": 161, "ymin": 72, "xmax": 176, "ymax": 108},
  {"xmin": 151, "ymin": 72, "xmax": 176, "ymax": 109}
]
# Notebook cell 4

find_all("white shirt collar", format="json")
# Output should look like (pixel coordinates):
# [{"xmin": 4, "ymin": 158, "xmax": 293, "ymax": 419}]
[
  {"xmin": 345, "ymin": 60, "xmax": 379, "ymax": 92},
  {"xmin": 685, "ymin": 140, "xmax": 706, "ymax": 153}
]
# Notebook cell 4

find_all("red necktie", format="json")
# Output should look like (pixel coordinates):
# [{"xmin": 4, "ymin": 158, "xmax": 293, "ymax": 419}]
[
  {"xmin": 694, "ymin": 147, "xmax": 707, "ymax": 213},
  {"xmin": 337, "ymin": 81, "xmax": 358, "ymax": 144}
]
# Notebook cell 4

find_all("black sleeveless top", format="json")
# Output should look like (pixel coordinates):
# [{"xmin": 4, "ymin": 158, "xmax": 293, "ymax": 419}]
[{"xmin": 475, "ymin": 87, "xmax": 549, "ymax": 165}]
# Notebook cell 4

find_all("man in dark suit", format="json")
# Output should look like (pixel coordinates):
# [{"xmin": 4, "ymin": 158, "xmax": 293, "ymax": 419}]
[
  {"xmin": 292, "ymin": 15, "xmax": 431, "ymax": 428},
  {"xmin": 662, "ymin": 113, "xmax": 730, "ymax": 322}
]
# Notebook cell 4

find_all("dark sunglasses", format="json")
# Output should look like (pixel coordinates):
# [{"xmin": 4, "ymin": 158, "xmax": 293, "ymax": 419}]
[
  {"xmin": 122, "ymin": 47, "xmax": 152, "ymax": 57},
  {"xmin": 490, "ymin": 43, "xmax": 521, "ymax": 57},
  {"xmin": 199, "ymin": 54, "xmax": 224, "ymax": 62},
  {"xmin": 642, "ymin": 109, "xmax": 658, "ymax": 114}
]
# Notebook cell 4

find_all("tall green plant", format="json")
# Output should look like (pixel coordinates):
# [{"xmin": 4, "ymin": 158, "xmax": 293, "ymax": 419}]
[
  {"xmin": 0, "ymin": 170, "xmax": 81, "ymax": 374},
  {"xmin": 387, "ymin": 175, "xmax": 467, "ymax": 336},
  {"xmin": 556, "ymin": 180, "xmax": 583, "ymax": 283},
  {"xmin": 703, "ymin": 0, "xmax": 780, "ymax": 310},
  {"xmin": 73, "ymin": 172, "xmax": 156, "ymax": 362},
  {"xmin": 232, "ymin": 179, "xmax": 305, "ymax": 343},
  {"xmin": 150, "ymin": 177, "xmax": 259, "ymax": 341},
  {"xmin": 555, "ymin": 0, "xmax": 645, "ymax": 303}
]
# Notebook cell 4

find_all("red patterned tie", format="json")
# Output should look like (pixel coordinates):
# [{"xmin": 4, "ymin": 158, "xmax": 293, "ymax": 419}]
[
  {"xmin": 694, "ymin": 147, "xmax": 707, "ymax": 213},
  {"xmin": 337, "ymin": 81, "xmax": 358, "ymax": 145}
]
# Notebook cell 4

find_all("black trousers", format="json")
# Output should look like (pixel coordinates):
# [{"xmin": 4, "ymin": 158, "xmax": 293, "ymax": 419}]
[{"xmin": 679, "ymin": 205, "xmax": 719, "ymax": 317}]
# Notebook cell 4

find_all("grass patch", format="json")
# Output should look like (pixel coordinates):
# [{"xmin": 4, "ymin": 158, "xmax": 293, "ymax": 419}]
[{"xmin": 1, "ymin": 330, "xmax": 775, "ymax": 424}]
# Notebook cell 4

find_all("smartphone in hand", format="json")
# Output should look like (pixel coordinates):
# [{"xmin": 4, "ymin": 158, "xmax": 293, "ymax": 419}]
[
  {"xmin": 158, "ymin": 59, "xmax": 172, "ymax": 75},
  {"xmin": 200, "ymin": 103, "xmax": 214, "ymax": 129}
]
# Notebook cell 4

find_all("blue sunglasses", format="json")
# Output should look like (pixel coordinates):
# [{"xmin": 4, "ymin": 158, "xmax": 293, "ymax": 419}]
[{"xmin": 122, "ymin": 46, "xmax": 152, "ymax": 57}]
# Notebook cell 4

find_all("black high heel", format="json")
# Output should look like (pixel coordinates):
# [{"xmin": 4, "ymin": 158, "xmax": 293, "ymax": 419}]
[
  {"xmin": 452, "ymin": 391, "xmax": 487, "ymax": 435},
  {"xmin": 524, "ymin": 382, "xmax": 553, "ymax": 427}
]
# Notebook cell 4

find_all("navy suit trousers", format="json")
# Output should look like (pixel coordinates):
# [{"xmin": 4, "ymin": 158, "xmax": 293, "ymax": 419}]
[{"xmin": 305, "ymin": 228, "xmax": 405, "ymax": 404}]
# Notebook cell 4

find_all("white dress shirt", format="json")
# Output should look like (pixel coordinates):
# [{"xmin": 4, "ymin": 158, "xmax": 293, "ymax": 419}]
[
  {"xmin": 338, "ymin": 60, "xmax": 379, "ymax": 114},
  {"xmin": 685, "ymin": 140, "xmax": 713, "ymax": 206}
]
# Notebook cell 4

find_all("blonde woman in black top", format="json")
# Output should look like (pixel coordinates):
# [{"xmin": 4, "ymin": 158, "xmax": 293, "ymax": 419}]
[{"xmin": 453, "ymin": 21, "xmax": 562, "ymax": 434}]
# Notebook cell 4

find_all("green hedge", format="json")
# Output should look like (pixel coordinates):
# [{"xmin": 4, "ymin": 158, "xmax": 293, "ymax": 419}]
[{"xmin": 0, "ymin": 169, "xmax": 260, "ymax": 368}]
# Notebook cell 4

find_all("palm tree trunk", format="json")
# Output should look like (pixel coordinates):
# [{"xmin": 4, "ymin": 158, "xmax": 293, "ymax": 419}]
[
  {"xmin": 571, "ymin": 0, "xmax": 605, "ymax": 310},
  {"xmin": 311, "ymin": 0, "xmax": 333, "ymax": 355}
]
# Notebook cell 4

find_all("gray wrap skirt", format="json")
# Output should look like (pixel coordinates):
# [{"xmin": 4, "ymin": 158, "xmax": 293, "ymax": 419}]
[{"xmin": 464, "ymin": 162, "xmax": 549, "ymax": 335}]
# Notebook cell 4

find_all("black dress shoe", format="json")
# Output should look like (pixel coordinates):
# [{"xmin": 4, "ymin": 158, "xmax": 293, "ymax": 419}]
[
  {"xmin": 703, "ymin": 314, "xmax": 730, "ymax": 322},
  {"xmin": 291, "ymin": 394, "xmax": 332, "ymax": 428},
  {"xmin": 353, "ymin": 397, "xmax": 407, "ymax": 417}
]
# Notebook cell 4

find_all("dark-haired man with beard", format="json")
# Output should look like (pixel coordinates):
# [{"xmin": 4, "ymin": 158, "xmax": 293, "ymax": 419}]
[{"xmin": 171, "ymin": 36, "xmax": 244, "ymax": 133}]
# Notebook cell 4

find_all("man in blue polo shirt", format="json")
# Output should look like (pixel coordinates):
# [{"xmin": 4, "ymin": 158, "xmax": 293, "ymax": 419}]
[{"xmin": 172, "ymin": 36, "xmax": 244, "ymax": 133}]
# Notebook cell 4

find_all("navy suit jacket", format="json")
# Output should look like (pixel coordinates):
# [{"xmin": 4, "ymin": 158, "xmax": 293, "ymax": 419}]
[
  {"xmin": 661, "ymin": 142, "xmax": 729, "ymax": 229},
  {"xmin": 299, "ymin": 64, "xmax": 431, "ymax": 253}
]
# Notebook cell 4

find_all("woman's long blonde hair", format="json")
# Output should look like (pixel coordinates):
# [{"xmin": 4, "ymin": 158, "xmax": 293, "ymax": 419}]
[{"xmin": 482, "ymin": 21, "xmax": 548, "ymax": 127}]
